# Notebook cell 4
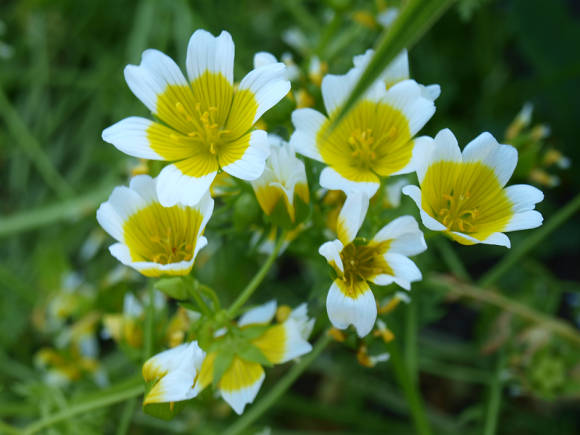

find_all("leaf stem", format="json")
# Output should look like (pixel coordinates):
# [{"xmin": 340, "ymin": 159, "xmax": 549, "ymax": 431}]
[
  {"xmin": 224, "ymin": 332, "xmax": 332, "ymax": 435},
  {"xmin": 226, "ymin": 230, "xmax": 286, "ymax": 319},
  {"xmin": 479, "ymin": 192, "xmax": 580, "ymax": 287},
  {"xmin": 22, "ymin": 379, "xmax": 144, "ymax": 435},
  {"xmin": 483, "ymin": 348, "xmax": 506, "ymax": 435},
  {"xmin": 386, "ymin": 339, "xmax": 432, "ymax": 435}
]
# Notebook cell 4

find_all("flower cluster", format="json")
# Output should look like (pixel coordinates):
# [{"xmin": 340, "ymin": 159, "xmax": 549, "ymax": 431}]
[{"xmin": 96, "ymin": 28, "xmax": 544, "ymax": 417}]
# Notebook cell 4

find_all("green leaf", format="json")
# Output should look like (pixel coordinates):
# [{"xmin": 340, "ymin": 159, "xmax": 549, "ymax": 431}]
[
  {"xmin": 239, "ymin": 324, "xmax": 271, "ymax": 341},
  {"xmin": 237, "ymin": 343, "xmax": 273, "ymax": 367},
  {"xmin": 212, "ymin": 349, "xmax": 235, "ymax": 388},
  {"xmin": 155, "ymin": 276, "xmax": 190, "ymax": 300},
  {"xmin": 331, "ymin": 0, "xmax": 455, "ymax": 127}
]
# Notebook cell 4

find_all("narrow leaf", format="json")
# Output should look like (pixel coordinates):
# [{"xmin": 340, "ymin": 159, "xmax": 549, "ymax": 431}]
[{"xmin": 331, "ymin": 0, "xmax": 455, "ymax": 127}]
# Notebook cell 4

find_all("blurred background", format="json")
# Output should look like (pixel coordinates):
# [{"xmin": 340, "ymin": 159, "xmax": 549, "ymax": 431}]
[{"xmin": 1, "ymin": 0, "xmax": 579, "ymax": 433}]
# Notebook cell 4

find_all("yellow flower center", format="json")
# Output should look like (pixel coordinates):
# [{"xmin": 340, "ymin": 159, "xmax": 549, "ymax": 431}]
[
  {"xmin": 339, "ymin": 241, "xmax": 392, "ymax": 297},
  {"xmin": 123, "ymin": 203, "xmax": 203, "ymax": 264},
  {"xmin": 437, "ymin": 189, "xmax": 480, "ymax": 232},
  {"xmin": 174, "ymin": 102, "xmax": 232, "ymax": 155}
]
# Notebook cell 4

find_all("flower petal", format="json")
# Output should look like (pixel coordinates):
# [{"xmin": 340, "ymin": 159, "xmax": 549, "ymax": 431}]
[
  {"xmin": 319, "ymin": 239, "xmax": 344, "ymax": 273},
  {"xmin": 402, "ymin": 185, "xmax": 447, "ymax": 231},
  {"xmin": 462, "ymin": 132, "xmax": 517, "ymax": 187},
  {"xmin": 221, "ymin": 130, "xmax": 270, "ymax": 181},
  {"xmin": 186, "ymin": 29, "xmax": 235, "ymax": 84},
  {"xmin": 219, "ymin": 358, "xmax": 265, "ymax": 415},
  {"xmin": 156, "ymin": 164, "xmax": 217, "ymax": 207},
  {"xmin": 290, "ymin": 108, "xmax": 326, "ymax": 162},
  {"xmin": 381, "ymin": 80, "xmax": 435, "ymax": 136},
  {"xmin": 373, "ymin": 215, "xmax": 426, "ymax": 256},
  {"xmin": 505, "ymin": 184, "xmax": 544, "ymax": 212},
  {"xmin": 253, "ymin": 51, "xmax": 277, "ymax": 69},
  {"xmin": 238, "ymin": 300, "xmax": 277, "ymax": 327},
  {"xmin": 320, "ymin": 167, "xmax": 380, "ymax": 197},
  {"xmin": 326, "ymin": 280, "xmax": 377, "ymax": 337},
  {"xmin": 504, "ymin": 211, "xmax": 543, "ymax": 232},
  {"xmin": 336, "ymin": 191, "xmax": 369, "ymax": 244}
]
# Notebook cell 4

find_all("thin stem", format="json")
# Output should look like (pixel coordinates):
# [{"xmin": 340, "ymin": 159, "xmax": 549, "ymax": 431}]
[
  {"xmin": 386, "ymin": 339, "xmax": 432, "ymax": 435},
  {"xmin": 433, "ymin": 237, "xmax": 472, "ymax": 282},
  {"xmin": 0, "ymin": 85, "xmax": 73, "ymax": 198},
  {"xmin": 224, "ymin": 332, "xmax": 332, "ymax": 435},
  {"xmin": 23, "ymin": 379, "xmax": 144, "ymax": 435},
  {"xmin": 198, "ymin": 283, "xmax": 221, "ymax": 311},
  {"xmin": 483, "ymin": 348, "xmax": 506, "ymax": 435},
  {"xmin": 226, "ymin": 230, "xmax": 286, "ymax": 319},
  {"xmin": 190, "ymin": 280, "xmax": 212, "ymax": 316},
  {"xmin": 428, "ymin": 275, "xmax": 580, "ymax": 347},
  {"xmin": 144, "ymin": 284, "xmax": 155, "ymax": 360},
  {"xmin": 404, "ymin": 295, "xmax": 418, "ymax": 381},
  {"xmin": 116, "ymin": 397, "xmax": 137, "ymax": 435},
  {"xmin": 479, "ymin": 192, "xmax": 580, "ymax": 287}
]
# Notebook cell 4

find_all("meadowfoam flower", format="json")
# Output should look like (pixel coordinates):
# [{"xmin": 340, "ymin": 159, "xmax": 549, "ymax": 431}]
[
  {"xmin": 251, "ymin": 134, "xmax": 309, "ymax": 225},
  {"xmin": 290, "ymin": 56, "xmax": 436, "ymax": 197},
  {"xmin": 319, "ymin": 192, "xmax": 426, "ymax": 337},
  {"xmin": 143, "ymin": 341, "xmax": 206, "ymax": 405},
  {"xmin": 403, "ymin": 129, "xmax": 544, "ymax": 247},
  {"xmin": 102, "ymin": 29, "xmax": 290, "ymax": 206},
  {"xmin": 196, "ymin": 301, "xmax": 313, "ymax": 414},
  {"xmin": 96, "ymin": 175, "xmax": 213, "ymax": 277}
]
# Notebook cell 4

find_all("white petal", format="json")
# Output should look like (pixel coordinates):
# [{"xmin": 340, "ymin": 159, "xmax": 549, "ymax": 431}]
[
  {"xmin": 319, "ymin": 167, "xmax": 380, "ymax": 197},
  {"xmin": 504, "ymin": 210, "xmax": 543, "ymax": 232},
  {"xmin": 186, "ymin": 29, "xmax": 234, "ymax": 84},
  {"xmin": 289, "ymin": 304, "xmax": 315, "ymax": 340},
  {"xmin": 124, "ymin": 49, "xmax": 189, "ymax": 114},
  {"xmin": 422, "ymin": 128, "xmax": 462, "ymax": 176},
  {"xmin": 421, "ymin": 84, "xmax": 441, "ymax": 101},
  {"xmin": 278, "ymin": 318, "xmax": 313, "ymax": 363},
  {"xmin": 384, "ymin": 252, "xmax": 423, "ymax": 289},
  {"xmin": 373, "ymin": 216, "xmax": 426, "ymax": 256},
  {"xmin": 104, "ymin": 185, "xmax": 148, "ymax": 222},
  {"xmin": 290, "ymin": 108, "xmax": 326, "ymax": 162},
  {"xmin": 143, "ymin": 341, "xmax": 205, "ymax": 380},
  {"xmin": 321, "ymin": 71, "xmax": 356, "ymax": 116},
  {"xmin": 238, "ymin": 63, "xmax": 290, "ymax": 124},
  {"xmin": 462, "ymin": 132, "xmax": 517, "ymax": 187},
  {"xmin": 238, "ymin": 300, "xmax": 277, "ymax": 327},
  {"xmin": 381, "ymin": 80, "xmax": 435, "ymax": 135},
  {"xmin": 129, "ymin": 174, "xmax": 158, "ymax": 204},
  {"xmin": 402, "ymin": 185, "xmax": 447, "ymax": 231},
  {"xmin": 326, "ymin": 281, "xmax": 376, "ymax": 338},
  {"xmin": 319, "ymin": 239, "xmax": 344, "ymax": 273},
  {"xmin": 336, "ymin": 191, "xmax": 369, "ymax": 244},
  {"xmin": 220, "ymin": 372, "xmax": 265, "ymax": 415},
  {"xmin": 102, "ymin": 117, "xmax": 163, "ymax": 160},
  {"xmin": 253, "ymin": 51, "xmax": 277, "ymax": 69},
  {"xmin": 145, "ymin": 368, "xmax": 196, "ymax": 403},
  {"xmin": 222, "ymin": 130, "xmax": 270, "ymax": 180},
  {"xmin": 393, "ymin": 135, "xmax": 434, "ymax": 177},
  {"xmin": 96, "ymin": 203, "xmax": 124, "ymax": 242},
  {"xmin": 156, "ymin": 164, "xmax": 217, "ymax": 207},
  {"xmin": 111, "ymin": 242, "xmax": 196, "ymax": 276},
  {"xmin": 505, "ymin": 184, "xmax": 544, "ymax": 212},
  {"xmin": 196, "ymin": 192, "xmax": 215, "ymax": 238},
  {"xmin": 481, "ymin": 232, "xmax": 512, "ymax": 247}
]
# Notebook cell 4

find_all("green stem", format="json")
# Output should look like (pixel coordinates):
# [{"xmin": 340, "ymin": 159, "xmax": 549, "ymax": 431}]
[
  {"xmin": 404, "ymin": 295, "xmax": 418, "ymax": 381},
  {"xmin": 434, "ymin": 237, "xmax": 472, "ymax": 282},
  {"xmin": 428, "ymin": 275, "xmax": 580, "ymax": 347},
  {"xmin": 483, "ymin": 348, "xmax": 506, "ymax": 435},
  {"xmin": 198, "ymin": 283, "xmax": 221, "ymax": 311},
  {"xmin": 190, "ymin": 280, "xmax": 212, "ymax": 316},
  {"xmin": 479, "ymin": 193, "xmax": 580, "ymax": 287},
  {"xmin": 226, "ymin": 231, "xmax": 286, "ymax": 319},
  {"xmin": 22, "ymin": 379, "xmax": 144, "ymax": 435},
  {"xmin": 0, "ymin": 181, "xmax": 114, "ymax": 238},
  {"xmin": 386, "ymin": 340, "xmax": 432, "ymax": 435},
  {"xmin": 224, "ymin": 332, "xmax": 332, "ymax": 435},
  {"xmin": 116, "ymin": 397, "xmax": 137, "ymax": 435},
  {"xmin": 144, "ymin": 284, "xmax": 155, "ymax": 360},
  {"xmin": 0, "ymin": 85, "xmax": 73, "ymax": 198}
]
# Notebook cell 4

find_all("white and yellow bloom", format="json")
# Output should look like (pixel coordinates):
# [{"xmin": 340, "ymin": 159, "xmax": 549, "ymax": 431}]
[
  {"xmin": 319, "ymin": 192, "xmax": 426, "ymax": 337},
  {"xmin": 103, "ymin": 29, "xmax": 290, "ymax": 206},
  {"xmin": 403, "ymin": 129, "xmax": 544, "ymax": 247},
  {"xmin": 254, "ymin": 51, "xmax": 300, "ymax": 82},
  {"xmin": 251, "ymin": 134, "xmax": 309, "ymax": 224},
  {"xmin": 143, "ymin": 341, "xmax": 206, "ymax": 404},
  {"xmin": 290, "ymin": 57, "xmax": 436, "ymax": 197},
  {"xmin": 96, "ymin": 174, "xmax": 213, "ymax": 277},
  {"xmin": 196, "ymin": 301, "xmax": 313, "ymax": 414}
]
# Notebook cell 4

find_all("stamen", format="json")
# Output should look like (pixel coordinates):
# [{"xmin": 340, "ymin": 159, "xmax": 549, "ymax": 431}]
[{"xmin": 437, "ymin": 190, "xmax": 479, "ymax": 233}]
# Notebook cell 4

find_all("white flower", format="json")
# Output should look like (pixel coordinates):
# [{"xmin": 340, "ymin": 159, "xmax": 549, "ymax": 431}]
[
  {"xmin": 102, "ymin": 29, "xmax": 290, "ymax": 206},
  {"xmin": 403, "ymin": 129, "xmax": 544, "ymax": 247},
  {"xmin": 143, "ymin": 341, "xmax": 206, "ymax": 404},
  {"xmin": 319, "ymin": 192, "xmax": 426, "ymax": 337},
  {"xmin": 97, "ymin": 175, "xmax": 213, "ymax": 277}
]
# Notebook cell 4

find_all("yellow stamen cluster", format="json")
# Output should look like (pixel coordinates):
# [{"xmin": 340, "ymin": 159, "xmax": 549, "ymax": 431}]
[
  {"xmin": 437, "ymin": 190, "xmax": 480, "ymax": 232},
  {"xmin": 148, "ymin": 227, "xmax": 194, "ymax": 264},
  {"xmin": 339, "ymin": 241, "xmax": 391, "ymax": 297}
]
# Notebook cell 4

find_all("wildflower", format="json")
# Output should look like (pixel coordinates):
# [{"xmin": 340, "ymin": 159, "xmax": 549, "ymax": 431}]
[
  {"xmin": 102, "ymin": 29, "xmax": 290, "ymax": 206},
  {"xmin": 254, "ymin": 51, "xmax": 300, "ymax": 82},
  {"xmin": 196, "ymin": 301, "xmax": 313, "ymax": 414},
  {"xmin": 403, "ymin": 129, "xmax": 544, "ymax": 247},
  {"xmin": 143, "ymin": 341, "xmax": 206, "ymax": 405},
  {"xmin": 251, "ymin": 134, "xmax": 309, "ymax": 225},
  {"xmin": 96, "ymin": 174, "xmax": 213, "ymax": 277},
  {"xmin": 290, "ymin": 56, "xmax": 436, "ymax": 197},
  {"xmin": 319, "ymin": 192, "xmax": 426, "ymax": 337}
]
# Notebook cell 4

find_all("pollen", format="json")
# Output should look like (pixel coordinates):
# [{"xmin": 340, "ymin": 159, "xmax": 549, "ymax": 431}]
[
  {"xmin": 437, "ymin": 190, "xmax": 480, "ymax": 232},
  {"xmin": 339, "ymin": 241, "xmax": 392, "ymax": 297}
]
